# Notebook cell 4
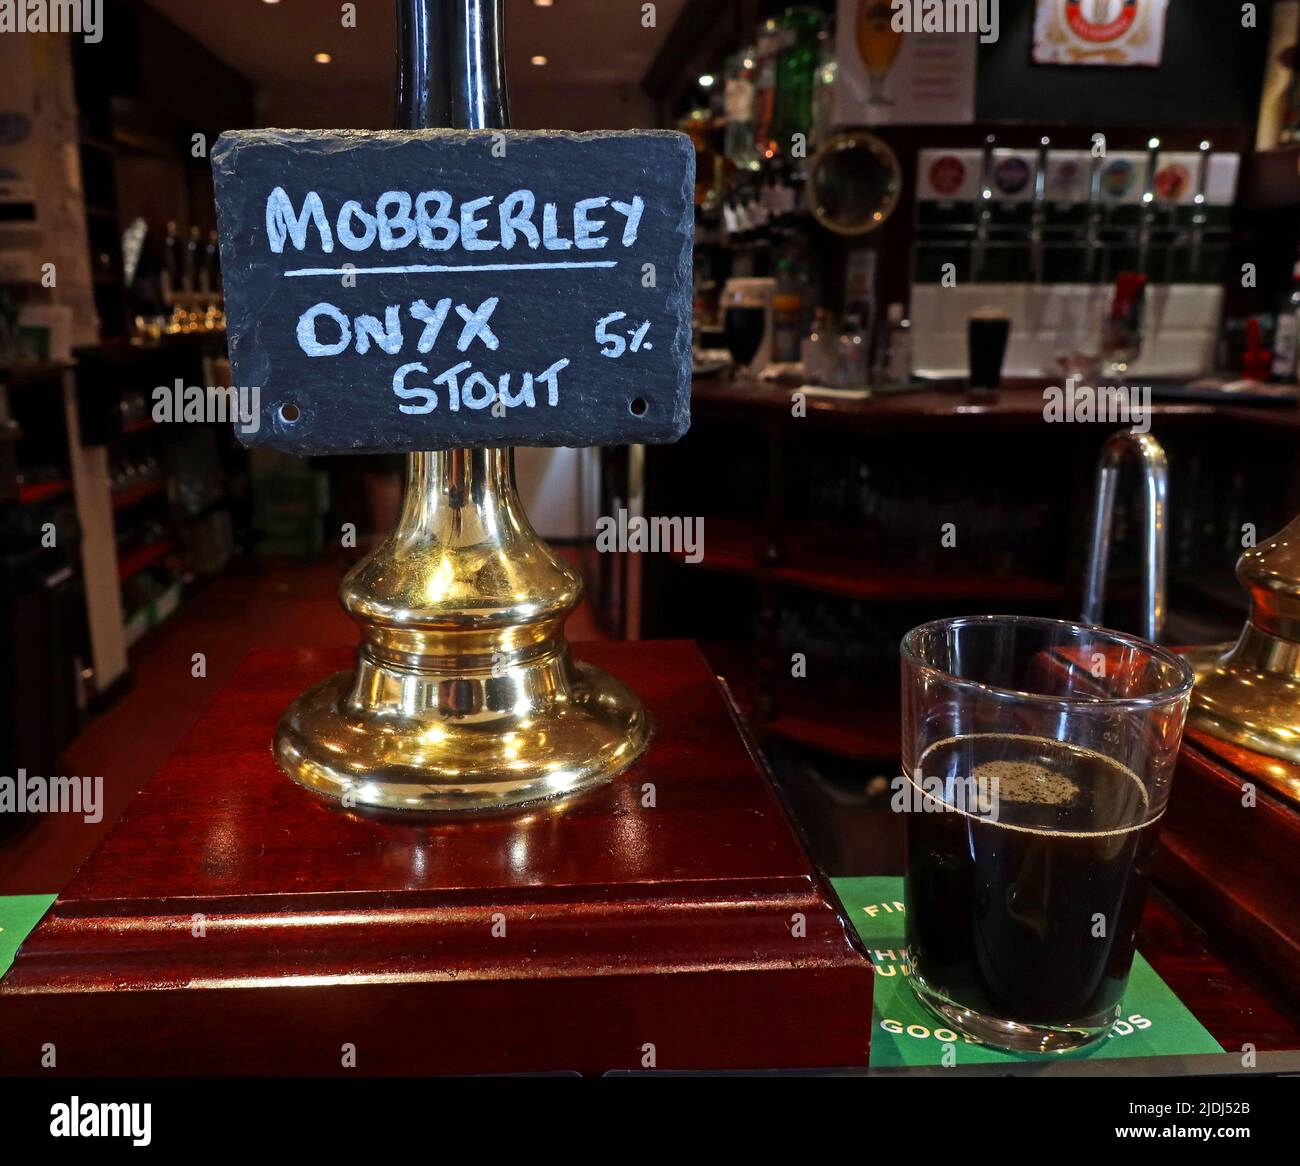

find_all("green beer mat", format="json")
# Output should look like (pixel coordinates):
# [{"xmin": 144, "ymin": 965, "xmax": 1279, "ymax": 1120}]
[
  {"xmin": 0, "ymin": 893, "xmax": 57, "ymax": 979},
  {"xmin": 833, "ymin": 876, "xmax": 1222, "ymax": 1068}
]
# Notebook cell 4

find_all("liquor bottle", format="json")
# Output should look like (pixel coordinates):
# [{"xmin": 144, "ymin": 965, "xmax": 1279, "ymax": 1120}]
[
  {"xmin": 811, "ymin": 25, "xmax": 837, "ymax": 154},
  {"xmin": 752, "ymin": 18, "xmax": 781, "ymax": 161},
  {"xmin": 682, "ymin": 108, "xmax": 719, "ymax": 210},
  {"xmin": 183, "ymin": 225, "xmax": 202, "ymax": 293},
  {"xmin": 723, "ymin": 47, "xmax": 761, "ymax": 172},
  {"xmin": 1281, "ymin": 55, "xmax": 1300, "ymax": 146},
  {"xmin": 205, "ymin": 229, "xmax": 222, "ymax": 295},
  {"xmin": 198, "ymin": 231, "xmax": 212, "ymax": 294},
  {"xmin": 1101, "ymin": 271, "xmax": 1147, "ymax": 377},
  {"xmin": 772, "ymin": 6, "xmax": 826, "ymax": 162},
  {"xmin": 833, "ymin": 313, "xmax": 869, "ymax": 389},
  {"xmin": 1271, "ymin": 248, "xmax": 1300, "ymax": 381},
  {"xmin": 161, "ymin": 221, "xmax": 179, "ymax": 301},
  {"xmin": 873, "ymin": 302, "xmax": 913, "ymax": 386},
  {"xmin": 1243, "ymin": 316, "xmax": 1271, "ymax": 380},
  {"xmin": 772, "ymin": 258, "xmax": 803, "ymax": 364},
  {"xmin": 801, "ymin": 307, "xmax": 832, "ymax": 383}
]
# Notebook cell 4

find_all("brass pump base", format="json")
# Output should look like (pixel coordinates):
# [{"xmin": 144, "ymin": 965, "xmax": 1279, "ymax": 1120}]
[
  {"xmin": 1185, "ymin": 514, "xmax": 1300, "ymax": 777},
  {"xmin": 276, "ymin": 654, "xmax": 648, "ymax": 813},
  {"xmin": 275, "ymin": 449, "xmax": 649, "ymax": 814}
]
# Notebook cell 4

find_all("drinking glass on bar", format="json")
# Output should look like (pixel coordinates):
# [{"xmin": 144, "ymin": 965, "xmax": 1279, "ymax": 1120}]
[
  {"xmin": 720, "ymin": 280, "xmax": 770, "ymax": 372},
  {"xmin": 900, "ymin": 615, "xmax": 1195, "ymax": 1053},
  {"xmin": 723, "ymin": 303, "xmax": 766, "ymax": 369},
  {"xmin": 968, "ymin": 309, "xmax": 1010, "ymax": 390}
]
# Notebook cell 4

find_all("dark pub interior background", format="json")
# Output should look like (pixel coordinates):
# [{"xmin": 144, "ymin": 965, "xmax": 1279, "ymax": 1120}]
[{"xmin": 1, "ymin": 0, "xmax": 1299, "ymax": 1093}]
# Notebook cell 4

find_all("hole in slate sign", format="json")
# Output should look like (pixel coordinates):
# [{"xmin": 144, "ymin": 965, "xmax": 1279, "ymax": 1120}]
[
  {"xmin": 629, "ymin": 398, "xmax": 648, "ymax": 417},
  {"xmin": 279, "ymin": 403, "xmax": 301, "ymax": 423}
]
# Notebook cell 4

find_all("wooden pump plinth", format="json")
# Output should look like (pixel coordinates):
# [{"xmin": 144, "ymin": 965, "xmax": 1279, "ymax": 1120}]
[{"xmin": 0, "ymin": 642, "xmax": 873, "ymax": 1074}]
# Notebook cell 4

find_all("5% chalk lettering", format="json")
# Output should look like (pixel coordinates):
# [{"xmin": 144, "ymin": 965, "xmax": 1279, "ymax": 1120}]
[{"xmin": 596, "ymin": 311, "xmax": 653, "ymax": 358}]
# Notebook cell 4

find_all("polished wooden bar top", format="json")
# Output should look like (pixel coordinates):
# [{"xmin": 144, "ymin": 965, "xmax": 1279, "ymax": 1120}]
[
  {"xmin": 3, "ymin": 639, "xmax": 1298, "ymax": 1072},
  {"xmin": 42, "ymin": 644, "xmax": 839, "ymax": 900},
  {"xmin": 0, "ymin": 641, "xmax": 872, "ymax": 1075}
]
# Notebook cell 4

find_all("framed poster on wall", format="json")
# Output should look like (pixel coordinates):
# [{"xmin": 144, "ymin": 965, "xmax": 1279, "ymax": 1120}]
[
  {"xmin": 833, "ymin": 0, "xmax": 977, "ymax": 126},
  {"xmin": 1032, "ymin": 0, "xmax": 1170, "ymax": 67}
]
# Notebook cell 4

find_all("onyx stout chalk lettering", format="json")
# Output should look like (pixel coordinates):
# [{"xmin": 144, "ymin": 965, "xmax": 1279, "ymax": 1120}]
[{"xmin": 293, "ymin": 295, "xmax": 571, "ymax": 416}]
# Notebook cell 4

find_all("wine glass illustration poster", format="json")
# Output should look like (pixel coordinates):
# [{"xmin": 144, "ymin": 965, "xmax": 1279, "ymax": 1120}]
[{"xmin": 832, "ymin": 0, "xmax": 977, "ymax": 126}]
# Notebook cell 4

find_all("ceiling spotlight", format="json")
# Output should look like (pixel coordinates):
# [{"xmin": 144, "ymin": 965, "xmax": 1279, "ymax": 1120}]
[
  {"xmin": 531, "ymin": 54, "xmax": 548, "ymax": 66},
  {"xmin": 534, "ymin": 0, "xmax": 554, "ymax": 6},
  {"xmin": 698, "ymin": 73, "xmax": 716, "ymax": 88},
  {"xmin": 313, "ymin": 52, "xmax": 332, "ymax": 64}
]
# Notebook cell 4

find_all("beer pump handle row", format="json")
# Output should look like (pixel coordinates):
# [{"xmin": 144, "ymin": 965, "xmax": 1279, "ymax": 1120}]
[{"xmin": 968, "ymin": 134, "xmax": 1214, "ymax": 286}]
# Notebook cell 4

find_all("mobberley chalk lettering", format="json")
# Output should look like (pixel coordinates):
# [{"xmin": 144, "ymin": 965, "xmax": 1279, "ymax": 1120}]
[{"xmin": 211, "ymin": 128, "xmax": 695, "ymax": 455}]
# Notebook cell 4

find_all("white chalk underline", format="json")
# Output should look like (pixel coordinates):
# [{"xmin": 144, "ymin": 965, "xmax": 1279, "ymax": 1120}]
[{"xmin": 283, "ymin": 260, "xmax": 619, "ymax": 277}]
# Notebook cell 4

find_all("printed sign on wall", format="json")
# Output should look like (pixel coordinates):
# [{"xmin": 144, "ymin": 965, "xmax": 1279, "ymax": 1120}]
[
  {"xmin": 833, "ymin": 0, "xmax": 978, "ymax": 126},
  {"xmin": 211, "ymin": 129, "xmax": 694, "ymax": 455},
  {"xmin": 1033, "ymin": 0, "xmax": 1169, "ymax": 67}
]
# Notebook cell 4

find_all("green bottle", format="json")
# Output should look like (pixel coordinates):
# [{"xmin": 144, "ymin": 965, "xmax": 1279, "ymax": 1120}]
[{"xmin": 772, "ymin": 6, "xmax": 826, "ymax": 161}]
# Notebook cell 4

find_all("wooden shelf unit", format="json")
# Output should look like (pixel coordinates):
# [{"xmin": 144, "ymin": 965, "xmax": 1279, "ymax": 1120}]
[{"xmin": 669, "ymin": 518, "xmax": 1066, "ymax": 604}]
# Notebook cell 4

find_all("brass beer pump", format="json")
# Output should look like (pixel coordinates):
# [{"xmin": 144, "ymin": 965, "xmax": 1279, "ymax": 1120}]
[
  {"xmin": 1184, "ymin": 513, "xmax": 1300, "ymax": 784},
  {"xmin": 275, "ymin": 0, "xmax": 650, "ymax": 812}
]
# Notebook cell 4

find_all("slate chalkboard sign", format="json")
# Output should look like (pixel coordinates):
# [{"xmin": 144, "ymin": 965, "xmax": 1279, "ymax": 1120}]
[{"xmin": 211, "ymin": 129, "xmax": 694, "ymax": 455}]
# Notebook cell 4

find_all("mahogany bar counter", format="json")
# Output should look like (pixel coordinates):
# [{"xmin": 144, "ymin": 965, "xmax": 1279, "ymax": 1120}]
[
  {"xmin": 3, "ymin": 638, "xmax": 1300, "ymax": 1074},
  {"xmin": 4, "ymin": 381, "xmax": 1300, "ymax": 1075},
  {"xmin": 5, "ymin": 385, "xmax": 1300, "ymax": 1073},
  {"xmin": 3, "ymin": 0, "xmax": 1300, "ymax": 1103}
]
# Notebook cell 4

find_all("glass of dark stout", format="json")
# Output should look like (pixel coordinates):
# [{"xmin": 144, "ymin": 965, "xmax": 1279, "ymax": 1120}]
[{"xmin": 900, "ymin": 615, "xmax": 1194, "ymax": 1054}]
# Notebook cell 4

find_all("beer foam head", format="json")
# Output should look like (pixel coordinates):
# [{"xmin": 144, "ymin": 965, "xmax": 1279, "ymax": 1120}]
[{"xmin": 973, "ymin": 759, "xmax": 1079, "ymax": 807}]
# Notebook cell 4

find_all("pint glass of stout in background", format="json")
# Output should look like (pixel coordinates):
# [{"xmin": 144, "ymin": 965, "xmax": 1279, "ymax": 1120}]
[
  {"xmin": 900, "ymin": 615, "xmax": 1194, "ymax": 1054},
  {"xmin": 967, "ymin": 309, "xmax": 1010, "ymax": 390}
]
